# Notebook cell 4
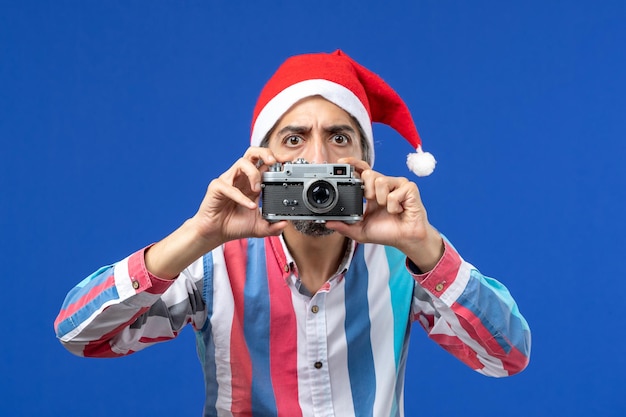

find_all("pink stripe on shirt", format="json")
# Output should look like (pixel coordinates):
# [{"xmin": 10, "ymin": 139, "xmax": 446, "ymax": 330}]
[
  {"xmin": 54, "ymin": 273, "xmax": 117, "ymax": 328},
  {"xmin": 266, "ymin": 240, "xmax": 303, "ymax": 417},
  {"xmin": 224, "ymin": 240, "xmax": 253, "ymax": 414}
]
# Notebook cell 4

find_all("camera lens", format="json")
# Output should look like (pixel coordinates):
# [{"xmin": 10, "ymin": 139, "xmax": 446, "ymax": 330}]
[
  {"xmin": 304, "ymin": 180, "xmax": 338, "ymax": 213},
  {"xmin": 311, "ymin": 184, "xmax": 331, "ymax": 205}
]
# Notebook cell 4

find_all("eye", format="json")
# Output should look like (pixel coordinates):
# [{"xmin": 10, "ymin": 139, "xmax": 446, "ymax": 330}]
[
  {"xmin": 283, "ymin": 135, "xmax": 303, "ymax": 147},
  {"xmin": 331, "ymin": 134, "xmax": 350, "ymax": 145}
]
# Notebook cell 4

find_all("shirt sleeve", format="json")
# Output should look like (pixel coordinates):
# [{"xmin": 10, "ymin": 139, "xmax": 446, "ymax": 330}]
[
  {"xmin": 408, "ymin": 237, "xmax": 531, "ymax": 377},
  {"xmin": 54, "ymin": 246, "xmax": 207, "ymax": 357}
]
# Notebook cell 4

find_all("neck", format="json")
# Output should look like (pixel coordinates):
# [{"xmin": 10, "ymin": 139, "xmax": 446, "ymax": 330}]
[{"xmin": 282, "ymin": 223, "xmax": 348, "ymax": 294}]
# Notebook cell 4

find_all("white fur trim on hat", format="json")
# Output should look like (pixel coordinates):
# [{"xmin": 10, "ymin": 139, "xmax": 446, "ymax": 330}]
[{"xmin": 250, "ymin": 79, "xmax": 376, "ymax": 165}]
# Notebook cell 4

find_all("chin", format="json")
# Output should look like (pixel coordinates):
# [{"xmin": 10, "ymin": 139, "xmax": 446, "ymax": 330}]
[{"xmin": 291, "ymin": 220, "xmax": 336, "ymax": 237}]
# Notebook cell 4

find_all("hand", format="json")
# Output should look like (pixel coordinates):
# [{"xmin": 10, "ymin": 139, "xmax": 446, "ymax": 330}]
[
  {"xmin": 326, "ymin": 158, "xmax": 443, "ymax": 272},
  {"xmin": 192, "ymin": 147, "xmax": 288, "ymax": 245},
  {"xmin": 145, "ymin": 148, "xmax": 287, "ymax": 279}
]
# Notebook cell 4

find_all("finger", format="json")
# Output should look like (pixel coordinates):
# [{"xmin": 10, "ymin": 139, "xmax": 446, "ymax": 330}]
[
  {"xmin": 386, "ymin": 187, "xmax": 408, "ymax": 214},
  {"xmin": 338, "ymin": 157, "xmax": 371, "ymax": 175},
  {"xmin": 222, "ymin": 155, "xmax": 267, "ymax": 194},
  {"xmin": 235, "ymin": 157, "xmax": 266, "ymax": 193},
  {"xmin": 325, "ymin": 220, "xmax": 362, "ymax": 241},
  {"xmin": 360, "ymin": 169, "xmax": 382, "ymax": 201},
  {"xmin": 363, "ymin": 198, "xmax": 380, "ymax": 215},
  {"xmin": 374, "ymin": 176, "xmax": 394, "ymax": 207},
  {"xmin": 389, "ymin": 181, "xmax": 422, "ymax": 214},
  {"xmin": 210, "ymin": 177, "xmax": 258, "ymax": 210},
  {"xmin": 241, "ymin": 148, "xmax": 280, "ymax": 191},
  {"xmin": 258, "ymin": 220, "xmax": 288, "ymax": 237},
  {"xmin": 243, "ymin": 147, "xmax": 277, "ymax": 169},
  {"xmin": 376, "ymin": 177, "xmax": 414, "ymax": 215}
]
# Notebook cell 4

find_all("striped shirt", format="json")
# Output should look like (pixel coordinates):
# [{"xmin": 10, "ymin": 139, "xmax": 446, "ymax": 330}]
[{"xmin": 55, "ymin": 234, "xmax": 531, "ymax": 416}]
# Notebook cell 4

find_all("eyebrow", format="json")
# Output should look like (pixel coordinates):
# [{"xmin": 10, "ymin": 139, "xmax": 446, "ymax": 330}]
[
  {"xmin": 275, "ymin": 124, "xmax": 357, "ymax": 137},
  {"xmin": 275, "ymin": 125, "xmax": 311, "ymax": 137},
  {"xmin": 324, "ymin": 124, "xmax": 357, "ymax": 135}
]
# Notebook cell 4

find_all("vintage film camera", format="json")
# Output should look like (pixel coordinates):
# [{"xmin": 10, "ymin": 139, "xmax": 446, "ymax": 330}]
[{"xmin": 261, "ymin": 159, "xmax": 364, "ymax": 224}]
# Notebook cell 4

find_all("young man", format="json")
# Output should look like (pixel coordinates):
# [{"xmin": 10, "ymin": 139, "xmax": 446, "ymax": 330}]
[{"xmin": 55, "ymin": 50, "xmax": 531, "ymax": 416}]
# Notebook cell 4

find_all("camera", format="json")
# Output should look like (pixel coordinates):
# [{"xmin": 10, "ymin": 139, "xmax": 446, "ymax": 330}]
[{"xmin": 261, "ymin": 159, "xmax": 364, "ymax": 224}]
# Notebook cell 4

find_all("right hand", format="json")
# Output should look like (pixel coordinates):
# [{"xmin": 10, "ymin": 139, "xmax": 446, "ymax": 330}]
[
  {"xmin": 192, "ymin": 147, "xmax": 288, "ymax": 245},
  {"xmin": 145, "ymin": 147, "xmax": 287, "ymax": 279}
]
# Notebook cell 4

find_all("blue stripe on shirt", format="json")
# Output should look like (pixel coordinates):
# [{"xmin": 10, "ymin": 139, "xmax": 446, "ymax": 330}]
[
  {"xmin": 197, "ymin": 252, "xmax": 219, "ymax": 417},
  {"xmin": 393, "ymin": 330, "xmax": 411, "ymax": 417},
  {"xmin": 384, "ymin": 246, "xmax": 414, "ymax": 368},
  {"xmin": 384, "ymin": 246, "xmax": 414, "ymax": 417},
  {"xmin": 456, "ymin": 269, "xmax": 530, "ymax": 354},
  {"xmin": 243, "ymin": 238, "xmax": 278, "ymax": 416},
  {"xmin": 344, "ymin": 245, "xmax": 376, "ymax": 417},
  {"xmin": 56, "ymin": 267, "xmax": 119, "ymax": 338}
]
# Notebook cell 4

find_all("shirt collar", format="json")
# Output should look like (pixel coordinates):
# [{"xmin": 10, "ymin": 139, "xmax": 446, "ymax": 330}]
[{"xmin": 270, "ymin": 233, "xmax": 356, "ymax": 293}]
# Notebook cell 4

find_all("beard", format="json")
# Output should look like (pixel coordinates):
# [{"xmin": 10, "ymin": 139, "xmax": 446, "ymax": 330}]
[{"xmin": 291, "ymin": 220, "xmax": 336, "ymax": 237}]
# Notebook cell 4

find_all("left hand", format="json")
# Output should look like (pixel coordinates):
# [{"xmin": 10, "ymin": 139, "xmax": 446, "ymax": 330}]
[{"xmin": 326, "ymin": 158, "xmax": 443, "ymax": 272}]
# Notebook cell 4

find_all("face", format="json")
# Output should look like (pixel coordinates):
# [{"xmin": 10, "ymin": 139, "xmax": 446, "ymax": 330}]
[
  {"xmin": 267, "ymin": 96, "xmax": 364, "ymax": 164},
  {"xmin": 266, "ymin": 96, "xmax": 364, "ymax": 237}
]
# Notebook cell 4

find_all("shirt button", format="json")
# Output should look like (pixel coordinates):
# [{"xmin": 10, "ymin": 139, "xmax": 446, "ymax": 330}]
[
  {"xmin": 314, "ymin": 361, "xmax": 323, "ymax": 369},
  {"xmin": 311, "ymin": 305, "xmax": 319, "ymax": 314},
  {"xmin": 132, "ymin": 280, "xmax": 140, "ymax": 290},
  {"xmin": 435, "ymin": 283, "xmax": 444, "ymax": 292},
  {"xmin": 284, "ymin": 264, "xmax": 290, "ymax": 272}
]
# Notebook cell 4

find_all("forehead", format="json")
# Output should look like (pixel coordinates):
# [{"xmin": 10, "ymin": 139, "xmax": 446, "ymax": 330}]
[{"xmin": 274, "ymin": 96, "xmax": 357, "ymax": 127}]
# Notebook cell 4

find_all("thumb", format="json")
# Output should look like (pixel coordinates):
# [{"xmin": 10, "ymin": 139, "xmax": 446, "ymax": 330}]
[
  {"xmin": 325, "ymin": 221, "xmax": 360, "ymax": 241},
  {"xmin": 258, "ymin": 220, "xmax": 288, "ymax": 237}
]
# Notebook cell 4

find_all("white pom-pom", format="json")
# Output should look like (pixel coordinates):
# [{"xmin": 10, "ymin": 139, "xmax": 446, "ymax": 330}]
[{"xmin": 406, "ymin": 146, "xmax": 436, "ymax": 176}]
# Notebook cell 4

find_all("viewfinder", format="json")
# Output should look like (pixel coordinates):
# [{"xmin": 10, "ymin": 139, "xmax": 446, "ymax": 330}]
[{"xmin": 333, "ymin": 166, "xmax": 345, "ymax": 176}]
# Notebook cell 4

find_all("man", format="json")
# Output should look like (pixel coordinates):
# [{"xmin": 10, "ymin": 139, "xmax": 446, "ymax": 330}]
[{"xmin": 55, "ymin": 50, "xmax": 531, "ymax": 416}]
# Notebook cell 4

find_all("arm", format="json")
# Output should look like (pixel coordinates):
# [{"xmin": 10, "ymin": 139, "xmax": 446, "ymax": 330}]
[
  {"xmin": 145, "ymin": 148, "xmax": 287, "ymax": 280},
  {"xmin": 54, "ymin": 247, "xmax": 206, "ymax": 357},
  {"xmin": 327, "ymin": 158, "xmax": 530, "ymax": 376},
  {"xmin": 409, "ymin": 237, "xmax": 531, "ymax": 376},
  {"xmin": 55, "ymin": 147, "xmax": 288, "ymax": 356}
]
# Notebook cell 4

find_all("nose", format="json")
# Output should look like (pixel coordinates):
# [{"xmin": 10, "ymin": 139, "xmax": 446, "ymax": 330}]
[{"xmin": 302, "ymin": 137, "xmax": 328, "ymax": 164}]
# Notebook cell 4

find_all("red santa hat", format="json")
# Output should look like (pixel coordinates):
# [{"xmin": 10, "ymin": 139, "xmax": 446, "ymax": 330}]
[{"xmin": 250, "ymin": 50, "xmax": 436, "ymax": 176}]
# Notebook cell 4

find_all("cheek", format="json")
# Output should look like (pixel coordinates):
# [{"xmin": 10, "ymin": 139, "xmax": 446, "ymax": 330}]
[
  {"xmin": 335, "ymin": 144, "xmax": 363, "ymax": 160},
  {"xmin": 268, "ymin": 145, "xmax": 299, "ymax": 163},
  {"xmin": 267, "ymin": 140, "xmax": 288, "ymax": 155}
]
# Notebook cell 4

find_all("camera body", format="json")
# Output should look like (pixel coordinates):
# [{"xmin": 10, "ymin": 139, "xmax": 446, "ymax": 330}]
[{"xmin": 261, "ymin": 159, "xmax": 364, "ymax": 224}]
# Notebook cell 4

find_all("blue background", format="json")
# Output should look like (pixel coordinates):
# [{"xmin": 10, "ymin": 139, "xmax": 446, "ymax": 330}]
[{"xmin": 2, "ymin": 1, "xmax": 625, "ymax": 416}]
